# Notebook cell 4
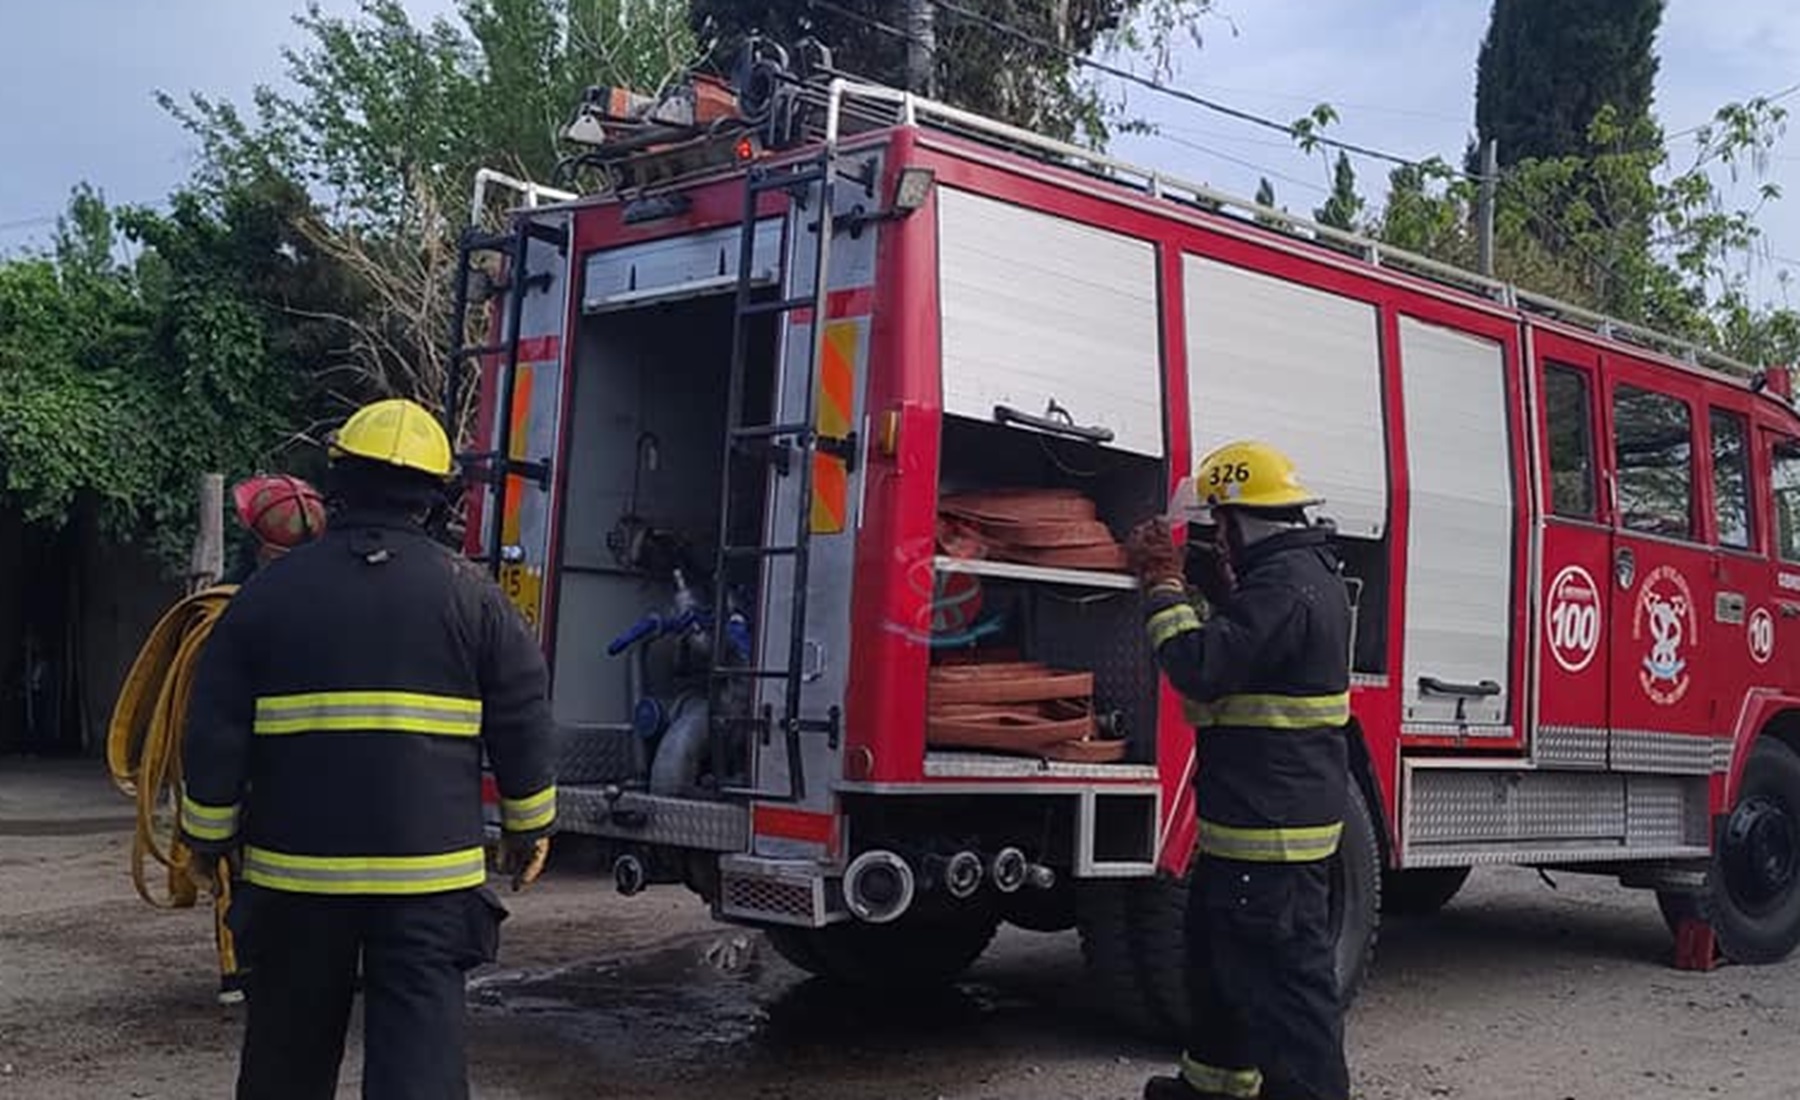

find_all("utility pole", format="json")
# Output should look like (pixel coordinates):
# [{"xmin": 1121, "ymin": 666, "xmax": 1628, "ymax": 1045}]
[
  {"xmin": 1476, "ymin": 137, "xmax": 1499, "ymax": 277},
  {"xmin": 903, "ymin": 0, "xmax": 937, "ymax": 97}
]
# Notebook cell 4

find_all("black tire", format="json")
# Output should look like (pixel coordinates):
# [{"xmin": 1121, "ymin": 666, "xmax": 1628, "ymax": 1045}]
[
  {"xmin": 1380, "ymin": 866, "xmax": 1472, "ymax": 917},
  {"xmin": 1659, "ymin": 736, "xmax": 1800, "ymax": 964},
  {"xmin": 1331, "ymin": 779, "xmax": 1383, "ymax": 998},
  {"xmin": 1001, "ymin": 883, "xmax": 1078, "ymax": 933},
  {"xmin": 1123, "ymin": 866, "xmax": 1189, "ymax": 1040},
  {"xmin": 763, "ymin": 907, "xmax": 1000, "ymax": 989},
  {"xmin": 1100, "ymin": 781, "xmax": 1384, "ymax": 1043},
  {"xmin": 1075, "ymin": 880, "xmax": 1162, "ymax": 1034}
]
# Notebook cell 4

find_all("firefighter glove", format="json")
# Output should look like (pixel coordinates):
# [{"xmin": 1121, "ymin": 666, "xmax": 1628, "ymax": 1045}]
[
  {"xmin": 1184, "ymin": 542, "xmax": 1235, "ymax": 608},
  {"xmin": 185, "ymin": 846, "xmax": 235, "ymax": 897},
  {"xmin": 498, "ymin": 833, "xmax": 550, "ymax": 892},
  {"xmin": 1125, "ymin": 518, "xmax": 1183, "ymax": 589}
]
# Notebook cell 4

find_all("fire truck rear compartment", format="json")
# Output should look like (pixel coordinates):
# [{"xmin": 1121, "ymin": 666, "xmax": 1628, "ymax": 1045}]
[
  {"xmin": 931, "ymin": 415, "xmax": 1166, "ymax": 767},
  {"xmin": 550, "ymin": 292, "xmax": 778, "ymax": 789}
]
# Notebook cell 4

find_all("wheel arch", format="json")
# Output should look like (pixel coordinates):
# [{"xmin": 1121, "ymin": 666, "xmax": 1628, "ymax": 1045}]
[
  {"xmin": 1345, "ymin": 717, "xmax": 1396, "ymax": 869},
  {"xmin": 1727, "ymin": 693, "xmax": 1800, "ymax": 806}
]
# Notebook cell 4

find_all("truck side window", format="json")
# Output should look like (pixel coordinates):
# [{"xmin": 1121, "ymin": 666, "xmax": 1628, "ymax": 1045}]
[
  {"xmin": 1773, "ymin": 440, "xmax": 1800, "ymax": 563},
  {"xmin": 1613, "ymin": 384, "xmax": 1694, "ymax": 540},
  {"xmin": 1711, "ymin": 408, "xmax": 1753, "ymax": 550},
  {"xmin": 1544, "ymin": 364, "xmax": 1596, "ymax": 519}
]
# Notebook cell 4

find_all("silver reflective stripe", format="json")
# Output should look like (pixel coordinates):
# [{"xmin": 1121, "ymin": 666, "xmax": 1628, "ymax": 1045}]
[
  {"xmin": 1146, "ymin": 603, "xmax": 1203, "ymax": 649},
  {"xmin": 1199, "ymin": 819, "xmax": 1344, "ymax": 862},
  {"xmin": 1180, "ymin": 1054, "xmax": 1262, "ymax": 1099},
  {"xmin": 180, "ymin": 791, "xmax": 240, "ymax": 841},
  {"xmin": 253, "ymin": 691, "xmax": 483, "ymax": 737},
  {"xmin": 242, "ymin": 847, "xmax": 488, "ymax": 894},
  {"xmin": 1187, "ymin": 692, "xmax": 1351, "ymax": 729}
]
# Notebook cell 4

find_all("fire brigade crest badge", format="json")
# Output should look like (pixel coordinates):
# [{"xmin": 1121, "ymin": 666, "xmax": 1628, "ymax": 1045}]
[{"xmin": 1632, "ymin": 565, "xmax": 1695, "ymax": 706}]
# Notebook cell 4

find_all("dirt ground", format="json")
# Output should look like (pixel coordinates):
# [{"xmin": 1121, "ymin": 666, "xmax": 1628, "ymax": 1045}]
[{"xmin": 4, "ymin": 761, "xmax": 1798, "ymax": 1100}]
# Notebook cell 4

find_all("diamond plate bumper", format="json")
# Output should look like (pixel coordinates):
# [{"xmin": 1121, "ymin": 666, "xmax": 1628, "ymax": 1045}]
[{"xmin": 557, "ymin": 785, "xmax": 749, "ymax": 851}]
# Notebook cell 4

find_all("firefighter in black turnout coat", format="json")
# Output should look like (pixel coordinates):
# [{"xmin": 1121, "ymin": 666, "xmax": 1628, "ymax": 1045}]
[
  {"xmin": 179, "ymin": 398, "xmax": 558, "ymax": 1100},
  {"xmin": 1125, "ymin": 440, "xmax": 1354, "ymax": 1100}
]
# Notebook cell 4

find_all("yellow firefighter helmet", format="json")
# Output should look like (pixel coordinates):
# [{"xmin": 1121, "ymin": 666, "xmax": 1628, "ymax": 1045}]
[
  {"xmin": 328, "ymin": 398, "xmax": 454, "ymax": 479},
  {"xmin": 1170, "ymin": 440, "xmax": 1322, "ymax": 521}
]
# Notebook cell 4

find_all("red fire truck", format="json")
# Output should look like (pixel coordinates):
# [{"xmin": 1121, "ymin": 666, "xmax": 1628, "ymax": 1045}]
[{"xmin": 457, "ymin": 44, "xmax": 1800, "ymax": 1036}]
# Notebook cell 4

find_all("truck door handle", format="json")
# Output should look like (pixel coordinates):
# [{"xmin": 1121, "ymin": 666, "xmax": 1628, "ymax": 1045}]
[
  {"xmin": 1418, "ymin": 676, "xmax": 1502, "ymax": 698},
  {"xmin": 1780, "ymin": 601, "xmax": 1800, "ymax": 620},
  {"xmin": 993, "ymin": 400, "xmax": 1115, "ymax": 444}
]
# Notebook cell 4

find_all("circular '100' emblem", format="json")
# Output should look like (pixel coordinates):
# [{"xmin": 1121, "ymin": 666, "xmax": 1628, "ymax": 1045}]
[{"xmin": 1546, "ymin": 564, "xmax": 1602, "ymax": 673}]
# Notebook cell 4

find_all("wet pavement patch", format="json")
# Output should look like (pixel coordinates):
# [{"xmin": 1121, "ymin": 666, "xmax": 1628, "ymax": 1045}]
[{"xmin": 466, "ymin": 928, "xmax": 1111, "ymax": 1069}]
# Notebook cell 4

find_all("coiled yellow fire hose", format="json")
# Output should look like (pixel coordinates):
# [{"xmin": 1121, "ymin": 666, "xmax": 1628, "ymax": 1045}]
[{"xmin": 105, "ymin": 585, "xmax": 242, "ymax": 1001}]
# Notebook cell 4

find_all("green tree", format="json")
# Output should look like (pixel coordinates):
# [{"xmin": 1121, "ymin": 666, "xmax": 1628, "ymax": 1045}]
[
  {"xmin": 1472, "ymin": 0, "xmax": 1665, "ymax": 168},
  {"xmin": 0, "ymin": 186, "xmax": 301, "ymax": 568},
  {"xmin": 1314, "ymin": 151, "xmax": 1364, "ymax": 231},
  {"xmin": 688, "ymin": 0, "xmax": 1212, "ymax": 146},
  {"xmin": 1361, "ymin": 95, "xmax": 1799, "ymax": 369},
  {"xmin": 161, "ymin": 0, "xmax": 698, "ymax": 432},
  {"xmin": 165, "ymin": 0, "xmax": 698, "ymax": 231}
]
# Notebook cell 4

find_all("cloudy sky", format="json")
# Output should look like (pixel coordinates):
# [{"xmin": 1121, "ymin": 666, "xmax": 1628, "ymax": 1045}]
[{"xmin": 2, "ymin": 1, "xmax": 1796, "ymax": 305}]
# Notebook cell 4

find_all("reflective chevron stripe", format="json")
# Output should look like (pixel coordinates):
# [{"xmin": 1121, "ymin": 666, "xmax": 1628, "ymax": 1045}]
[
  {"xmin": 242, "ymin": 846, "xmax": 487, "ymax": 895},
  {"xmin": 501, "ymin": 786, "xmax": 557, "ymax": 833},
  {"xmin": 1198, "ymin": 818, "xmax": 1344, "ymax": 863},
  {"xmin": 1183, "ymin": 691, "xmax": 1351, "ymax": 730},
  {"xmin": 253, "ymin": 691, "xmax": 482, "ymax": 737},
  {"xmin": 1180, "ymin": 1053, "xmax": 1262, "ymax": 1098},
  {"xmin": 179, "ymin": 790, "xmax": 240, "ymax": 843},
  {"xmin": 1146, "ymin": 603, "xmax": 1203, "ymax": 649}
]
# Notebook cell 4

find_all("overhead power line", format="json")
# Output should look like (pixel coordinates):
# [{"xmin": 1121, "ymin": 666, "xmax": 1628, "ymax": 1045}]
[
  {"xmin": 811, "ymin": 0, "xmax": 1793, "ymax": 295},
  {"xmin": 1667, "ymin": 81, "xmax": 1800, "ymax": 140},
  {"xmin": 807, "ymin": 0, "xmax": 911, "ymax": 44},
  {"xmin": 1154, "ymin": 132, "xmax": 1332, "ymax": 196},
  {"xmin": 928, "ymin": 0, "xmax": 1447, "ymax": 172},
  {"xmin": 0, "ymin": 214, "xmax": 62, "ymax": 234}
]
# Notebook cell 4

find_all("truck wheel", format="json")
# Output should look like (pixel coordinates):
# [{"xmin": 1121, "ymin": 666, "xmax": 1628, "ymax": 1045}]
[
  {"xmin": 1658, "ymin": 736, "xmax": 1800, "ymax": 964},
  {"xmin": 1380, "ymin": 866, "xmax": 1471, "ymax": 917},
  {"xmin": 1106, "ymin": 781, "xmax": 1384, "ymax": 1043},
  {"xmin": 763, "ymin": 908, "xmax": 1000, "ymax": 989},
  {"xmin": 1002, "ymin": 882, "xmax": 1078, "ymax": 933},
  {"xmin": 1075, "ymin": 881, "xmax": 1162, "ymax": 1035},
  {"xmin": 1332, "ymin": 780, "xmax": 1383, "ymax": 997}
]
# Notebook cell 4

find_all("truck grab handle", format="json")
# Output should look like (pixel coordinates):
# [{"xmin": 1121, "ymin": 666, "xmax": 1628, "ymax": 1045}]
[
  {"xmin": 1418, "ymin": 676, "xmax": 1502, "ymax": 698},
  {"xmin": 993, "ymin": 401, "xmax": 1116, "ymax": 444}
]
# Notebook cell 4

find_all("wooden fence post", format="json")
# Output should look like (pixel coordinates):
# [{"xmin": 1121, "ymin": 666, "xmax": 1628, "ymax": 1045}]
[{"xmin": 189, "ymin": 473, "xmax": 225, "ymax": 594}]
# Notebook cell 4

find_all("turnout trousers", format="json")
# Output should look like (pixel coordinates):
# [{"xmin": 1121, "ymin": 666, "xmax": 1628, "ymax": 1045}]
[
  {"xmin": 228, "ymin": 884, "xmax": 507, "ymax": 1100},
  {"xmin": 1180, "ymin": 856, "xmax": 1348, "ymax": 1100}
]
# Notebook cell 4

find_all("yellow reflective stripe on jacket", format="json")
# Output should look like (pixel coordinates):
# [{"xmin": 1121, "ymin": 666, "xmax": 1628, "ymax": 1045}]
[
  {"xmin": 501, "ymin": 786, "xmax": 557, "ymax": 833},
  {"xmin": 1180, "ymin": 1054, "xmax": 1262, "ymax": 1099},
  {"xmin": 179, "ymin": 790, "xmax": 241, "ymax": 842},
  {"xmin": 1146, "ymin": 603, "xmax": 1203, "ymax": 649},
  {"xmin": 241, "ymin": 846, "xmax": 487, "ymax": 895},
  {"xmin": 1199, "ymin": 818, "xmax": 1344, "ymax": 862},
  {"xmin": 1183, "ymin": 691, "xmax": 1351, "ymax": 729},
  {"xmin": 253, "ymin": 690, "xmax": 483, "ymax": 737}
]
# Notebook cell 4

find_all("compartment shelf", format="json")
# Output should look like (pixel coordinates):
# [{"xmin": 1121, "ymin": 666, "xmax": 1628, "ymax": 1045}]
[
  {"xmin": 924, "ymin": 751, "xmax": 1159, "ymax": 781},
  {"xmin": 933, "ymin": 555, "xmax": 1138, "ymax": 590}
]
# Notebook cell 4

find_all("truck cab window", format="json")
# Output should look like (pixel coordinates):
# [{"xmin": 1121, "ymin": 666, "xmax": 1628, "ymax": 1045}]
[
  {"xmin": 1544, "ymin": 365, "xmax": 1596, "ymax": 519},
  {"xmin": 1711, "ymin": 408, "xmax": 1752, "ymax": 550},
  {"xmin": 1773, "ymin": 440, "xmax": 1800, "ymax": 563},
  {"xmin": 1613, "ymin": 384, "xmax": 1693, "ymax": 540}
]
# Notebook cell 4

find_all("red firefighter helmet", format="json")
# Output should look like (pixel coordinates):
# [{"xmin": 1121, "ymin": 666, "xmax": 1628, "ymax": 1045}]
[{"xmin": 232, "ymin": 474, "xmax": 326, "ymax": 550}]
